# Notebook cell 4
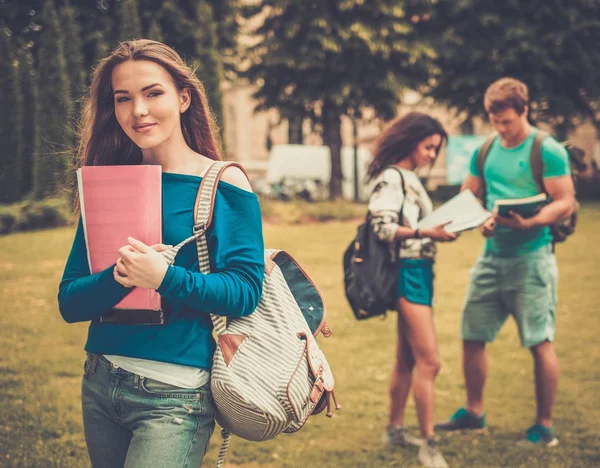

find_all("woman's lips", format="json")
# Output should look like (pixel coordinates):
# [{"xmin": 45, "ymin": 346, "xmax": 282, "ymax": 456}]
[{"xmin": 133, "ymin": 123, "xmax": 156, "ymax": 133}]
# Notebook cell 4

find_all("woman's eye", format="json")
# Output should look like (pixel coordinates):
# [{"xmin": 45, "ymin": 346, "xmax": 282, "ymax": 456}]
[
  {"xmin": 115, "ymin": 97, "xmax": 130, "ymax": 103},
  {"xmin": 148, "ymin": 91, "xmax": 162, "ymax": 98}
]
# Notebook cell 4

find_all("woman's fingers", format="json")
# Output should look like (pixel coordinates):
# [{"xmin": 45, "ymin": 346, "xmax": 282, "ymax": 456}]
[
  {"xmin": 113, "ymin": 267, "xmax": 134, "ymax": 287},
  {"xmin": 115, "ymin": 258, "xmax": 128, "ymax": 277},
  {"xmin": 150, "ymin": 243, "xmax": 173, "ymax": 253}
]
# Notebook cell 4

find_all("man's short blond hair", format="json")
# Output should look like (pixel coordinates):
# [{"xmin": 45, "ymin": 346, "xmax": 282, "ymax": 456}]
[{"xmin": 484, "ymin": 77, "xmax": 529, "ymax": 115}]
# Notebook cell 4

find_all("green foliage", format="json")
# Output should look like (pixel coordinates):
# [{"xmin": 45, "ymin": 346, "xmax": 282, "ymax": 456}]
[
  {"xmin": 17, "ymin": 50, "xmax": 38, "ymax": 197},
  {"xmin": 420, "ymin": 0, "xmax": 600, "ymax": 130},
  {"xmin": 0, "ymin": 28, "xmax": 24, "ymax": 203},
  {"xmin": 205, "ymin": 0, "xmax": 240, "ymax": 77},
  {"xmin": 14, "ymin": 199, "xmax": 70, "ymax": 231},
  {"xmin": 61, "ymin": 0, "xmax": 85, "ymax": 203},
  {"xmin": 118, "ymin": 0, "xmax": 143, "ymax": 41},
  {"xmin": 61, "ymin": 0, "xmax": 86, "ymax": 109},
  {"xmin": 0, "ymin": 211, "xmax": 16, "ymax": 234},
  {"xmin": 241, "ymin": 1, "xmax": 434, "ymax": 197},
  {"xmin": 0, "ymin": 197, "xmax": 70, "ymax": 234},
  {"xmin": 35, "ymin": 0, "xmax": 73, "ymax": 199},
  {"xmin": 147, "ymin": 18, "xmax": 164, "ymax": 43},
  {"xmin": 158, "ymin": 0, "xmax": 225, "ymax": 128},
  {"xmin": 194, "ymin": 1, "xmax": 224, "ymax": 127}
]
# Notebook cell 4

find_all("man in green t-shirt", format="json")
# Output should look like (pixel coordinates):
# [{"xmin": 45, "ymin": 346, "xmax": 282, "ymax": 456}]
[{"xmin": 436, "ymin": 78, "xmax": 575, "ymax": 447}]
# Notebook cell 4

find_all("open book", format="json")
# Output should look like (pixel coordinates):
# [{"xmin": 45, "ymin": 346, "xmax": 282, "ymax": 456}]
[
  {"xmin": 494, "ymin": 193, "xmax": 548, "ymax": 218},
  {"xmin": 417, "ymin": 189, "xmax": 491, "ymax": 234},
  {"xmin": 77, "ymin": 165, "xmax": 163, "ymax": 312}
]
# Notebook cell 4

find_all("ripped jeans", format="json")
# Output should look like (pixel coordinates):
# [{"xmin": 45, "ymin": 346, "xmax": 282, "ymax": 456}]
[{"xmin": 81, "ymin": 353, "xmax": 215, "ymax": 468}]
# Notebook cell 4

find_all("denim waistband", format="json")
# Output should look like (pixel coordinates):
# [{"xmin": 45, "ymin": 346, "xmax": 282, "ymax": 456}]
[
  {"xmin": 86, "ymin": 353, "xmax": 133, "ymax": 375},
  {"xmin": 482, "ymin": 243, "xmax": 553, "ymax": 259}
]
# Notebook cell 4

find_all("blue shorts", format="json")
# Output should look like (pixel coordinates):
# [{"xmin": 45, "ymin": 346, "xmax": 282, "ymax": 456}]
[{"xmin": 397, "ymin": 258, "xmax": 434, "ymax": 307}]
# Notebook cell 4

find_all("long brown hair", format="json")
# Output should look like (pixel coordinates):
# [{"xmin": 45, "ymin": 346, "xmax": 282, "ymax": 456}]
[
  {"xmin": 366, "ymin": 112, "xmax": 447, "ymax": 181},
  {"xmin": 76, "ymin": 39, "xmax": 222, "ymax": 170}
]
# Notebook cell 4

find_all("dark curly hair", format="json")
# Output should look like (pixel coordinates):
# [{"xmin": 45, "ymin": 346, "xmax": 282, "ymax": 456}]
[{"xmin": 367, "ymin": 112, "xmax": 447, "ymax": 181}]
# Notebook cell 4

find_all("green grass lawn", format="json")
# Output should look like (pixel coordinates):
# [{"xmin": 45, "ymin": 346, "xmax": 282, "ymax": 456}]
[{"xmin": 1, "ymin": 203, "xmax": 599, "ymax": 467}]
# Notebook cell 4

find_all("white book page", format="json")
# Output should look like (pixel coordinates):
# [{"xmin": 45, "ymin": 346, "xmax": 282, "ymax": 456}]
[
  {"xmin": 417, "ymin": 190, "xmax": 491, "ymax": 233},
  {"xmin": 76, "ymin": 168, "xmax": 93, "ymax": 273}
]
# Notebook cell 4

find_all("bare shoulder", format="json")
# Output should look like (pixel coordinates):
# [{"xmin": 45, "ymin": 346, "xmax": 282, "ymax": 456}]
[{"xmin": 221, "ymin": 165, "xmax": 253, "ymax": 193}]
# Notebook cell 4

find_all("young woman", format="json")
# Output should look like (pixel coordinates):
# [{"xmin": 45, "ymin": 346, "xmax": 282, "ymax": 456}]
[
  {"xmin": 58, "ymin": 40, "xmax": 264, "ymax": 467},
  {"xmin": 367, "ymin": 112, "xmax": 456, "ymax": 468}
]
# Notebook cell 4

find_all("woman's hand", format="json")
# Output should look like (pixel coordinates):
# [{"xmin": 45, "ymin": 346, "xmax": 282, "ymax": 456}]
[
  {"xmin": 421, "ymin": 223, "xmax": 458, "ymax": 242},
  {"xmin": 113, "ymin": 238, "xmax": 171, "ymax": 289}
]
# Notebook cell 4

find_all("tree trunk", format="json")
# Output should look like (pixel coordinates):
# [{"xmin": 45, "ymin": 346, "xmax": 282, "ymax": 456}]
[
  {"xmin": 553, "ymin": 121, "xmax": 569, "ymax": 142},
  {"xmin": 322, "ymin": 101, "xmax": 342, "ymax": 199},
  {"xmin": 460, "ymin": 116, "xmax": 474, "ymax": 134},
  {"xmin": 288, "ymin": 116, "xmax": 303, "ymax": 144}
]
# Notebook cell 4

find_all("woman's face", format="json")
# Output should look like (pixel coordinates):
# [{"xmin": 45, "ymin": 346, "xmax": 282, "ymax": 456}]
[
  {"xmin": 411, "ymin": 133, "xmax": 442, "ymax": 168},
  {"xmin": 111, "ymin": 60, "xmax": 190, "ymax": 150}
]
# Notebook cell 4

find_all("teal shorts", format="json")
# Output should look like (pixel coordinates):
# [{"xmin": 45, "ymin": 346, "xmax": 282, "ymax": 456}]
[
  {"xmin": 461, "ymin": 245, "xmax": 558, "ymax": 348},
  {"xmin": 397, "ymin": 258, "xmax": 434, "ymax": 307}
]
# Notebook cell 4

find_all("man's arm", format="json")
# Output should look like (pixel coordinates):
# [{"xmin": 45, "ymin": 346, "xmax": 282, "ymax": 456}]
[
  {"xmin": 495, "ymin": 175, "xmax": 574, "ymax": 230},
  {"xmin": 533, "ymin": 175, "xmax": 575, "ymax": 226},
  {"xmin": 461, "ymin": 174, "xmax": 484, "ymax": 199}
]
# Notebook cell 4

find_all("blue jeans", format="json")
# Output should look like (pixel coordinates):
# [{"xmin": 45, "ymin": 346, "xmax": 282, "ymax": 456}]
[{"xmin": 81, "ymin": 353, "xmax": 215, "ymax": 468}]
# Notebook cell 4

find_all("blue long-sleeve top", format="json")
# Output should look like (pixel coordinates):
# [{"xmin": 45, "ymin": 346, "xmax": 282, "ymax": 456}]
[{"xmin": 58, "ymin": 172, "xmax": 265, "ymax": 370}]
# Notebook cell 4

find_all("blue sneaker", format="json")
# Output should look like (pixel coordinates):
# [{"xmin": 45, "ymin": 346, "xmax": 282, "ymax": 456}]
[
  {"xmin": 435, "ymin": 407, "xmax": 486, "ymax": 431},
  {"xmin": 518, "ymin": 424, "xmax": 559, "ymax": 447}
]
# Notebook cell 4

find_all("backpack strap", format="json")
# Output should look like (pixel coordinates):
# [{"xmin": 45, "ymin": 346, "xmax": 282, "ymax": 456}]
[
  {"xmin": 216, "ymin": 428, "xmax": 232, "ymax": 468},
  {"xmin": 476, "ymin": 135, "xmax": 497, "ymax": 207},
  {"xmin": 530, "ymin": 130, "xmax": 550, "ymax": 193},
  {"xmin": 160, "ymin": 161, "xmax": 250, "ymax": 266},
  {"xmin": 160, "ymin": 161, "xmax": 251, "ymax": 336},
  {"xmin": 192, "ymin": 161, "xmax": 251, "ymax": 336}
]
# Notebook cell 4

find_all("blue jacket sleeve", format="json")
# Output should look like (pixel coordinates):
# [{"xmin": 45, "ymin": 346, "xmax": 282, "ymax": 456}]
[
  {"xmin": 57, "ymin": 218, "xmax": 132, "ymax": 323},
  {"xmin": 157, "ymin": 187, "xmax": 265, "ymax": 317}
]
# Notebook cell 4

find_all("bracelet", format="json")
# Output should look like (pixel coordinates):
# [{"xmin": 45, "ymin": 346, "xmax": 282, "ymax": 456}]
[{"xmin": 414, "ymin": 228, "xmax": 421, "ymax": 239}]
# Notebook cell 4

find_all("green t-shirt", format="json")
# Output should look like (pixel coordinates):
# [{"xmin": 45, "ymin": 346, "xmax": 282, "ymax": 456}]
[{"xmin": 469, "ymin": 128, "xmax": 570, "ymax": 257}]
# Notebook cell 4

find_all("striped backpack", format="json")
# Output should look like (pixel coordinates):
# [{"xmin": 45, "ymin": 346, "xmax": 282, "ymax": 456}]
[{"xmin": 166, "ymin": 161, "xmax": 339, "ymax": 467}]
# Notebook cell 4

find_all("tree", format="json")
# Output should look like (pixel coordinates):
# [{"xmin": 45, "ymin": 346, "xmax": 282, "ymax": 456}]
[
  {"xmin": 193, "ymin": 1, "xmax": 224, "ymax": 127},
  {"xmin": 34, "ymin": 0, "xmax": 72, "ymax": 198},
  {"xmin": 419, "ymin": 0, "xmax": 600, "ymax": 135},
  {"xmin": 118, "ymin": 0, "xmax": 143, "ymax": 41},
  {"xmin": 0, "ymin": 28, "xmax": 24, "ymax": 203},
  {"xmin": 148, "ymin": 18, "xmax": 164, "ymax": 43},
  {"xmin": 62, "ymin": 0, "xmax": 86, "ymax": 106},
  {"xmin": 205, "ymin": 0, "xmax": 240, "ymax": 78},
  {"xmin": 241, "ymin": 1, "xmax": 433, "ymax": 198},
  {"xmin": 61, "ymin": 0, "xmax": 86, "ymax": 182},
  {"xmin": 159, "ymin": 0, "xmax": 225, "ymax": 127},
  {"xmin": 18, "ymin": 49, "xmax": 38, "ymax": 197}
]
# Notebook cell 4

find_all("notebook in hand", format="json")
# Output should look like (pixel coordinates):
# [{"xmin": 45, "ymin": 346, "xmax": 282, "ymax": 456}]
[
  {"xmin": 417, "ymin": 189, "xmax": 491, "ymax": 234},
  {"xmin": 494, "ymin": 193, "xmax": 548, "ymax": 218},
  {"xmin": 77, "ymin": 165, "xmax": 163, "ymax": 317}
]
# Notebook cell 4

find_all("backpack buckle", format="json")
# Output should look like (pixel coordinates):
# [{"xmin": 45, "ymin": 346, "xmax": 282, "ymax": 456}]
[{"xmin": 193, "ymin": 222, "xmax": 206, "ymax": 234}]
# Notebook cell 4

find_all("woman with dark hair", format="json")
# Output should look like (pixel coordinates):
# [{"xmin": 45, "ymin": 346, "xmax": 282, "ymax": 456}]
[
  {"xmin": 368, "ymin": 112, "xmax": 455, "ymax": 468},
  {"xmin": 58, "ymin": 40, "xmax": 264, "ymax": 467}
]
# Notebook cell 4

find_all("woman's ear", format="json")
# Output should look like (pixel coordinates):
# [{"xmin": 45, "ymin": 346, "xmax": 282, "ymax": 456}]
[{"xmin": 179, "ymin": 88, "xmax": 191, "ymax": 113}]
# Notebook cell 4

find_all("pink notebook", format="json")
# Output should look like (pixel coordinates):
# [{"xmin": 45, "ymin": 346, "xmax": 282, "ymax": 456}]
[{"xmin": 77, "ymin": 165, "xmax": 162, "ymax": 311}]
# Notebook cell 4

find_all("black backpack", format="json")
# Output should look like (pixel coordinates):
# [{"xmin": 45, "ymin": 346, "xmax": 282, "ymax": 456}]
[
  {"xmin": 477, "ymin": 130, "xmax": 587, "ymax": 243},
  {"xmin": 343, "ymin": 168, "xmax": 405, "ymax": 320}
]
